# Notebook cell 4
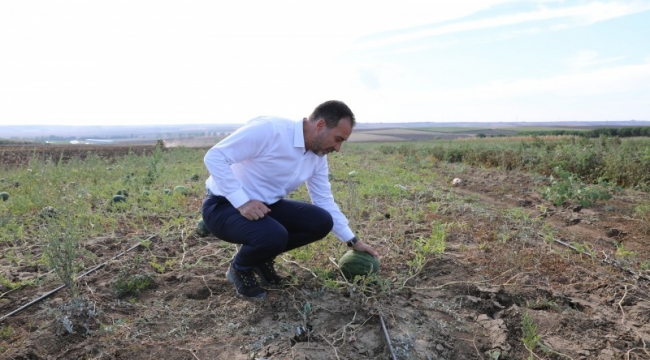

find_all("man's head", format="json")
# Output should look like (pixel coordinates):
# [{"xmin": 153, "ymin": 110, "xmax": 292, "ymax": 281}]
[
  {"xmin": 305, "ymin": 100, "xmax": 355, "ymax": 157},
  {"xmin": 307, "ymin": 100, "xmax": 356, "ymax": 128}
]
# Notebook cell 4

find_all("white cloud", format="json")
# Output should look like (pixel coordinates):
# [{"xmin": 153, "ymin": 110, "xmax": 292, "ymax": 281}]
[
  {"xmin": 354, "ymin": 1, "xmax": 650, "ymax": 50},
  {"xmin": 469, "ymin": 61, "xmax": 650, "ymax": 98},
  {"xmin": 567, "ymin": 50, "xmax": 627, "ymax": 69},
  {"xmin": 349, "ymin": 60, "xmax": 650, "ymax": 122}
]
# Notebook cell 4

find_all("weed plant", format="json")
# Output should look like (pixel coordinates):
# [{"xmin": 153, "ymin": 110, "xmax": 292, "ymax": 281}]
[
  {"xmin": 42, "ymin": 216, "xmax": 82, "ymax": 297},
  {"xmin": 377, "ymin": 137, "xmax": 650, "ymax": 190},
  {"xmin": 521, "ymin": 312, "xmax": 541, "ymax": 359},
  {"xmin": 114, "ymin": 272, "xmax": 156, "ymax": 298},
  {"xmin": 541, "ymin": 167, "xmax": 612, "ymax": 207},
  {"xmin": 47, "ymin": 297, "xmax": 101, "ymax": 336}
]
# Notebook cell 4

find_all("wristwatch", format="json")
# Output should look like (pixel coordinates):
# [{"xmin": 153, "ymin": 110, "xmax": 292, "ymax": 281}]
[{"xmin": 346, "ymin": 236, "xmax": 359, "ymax": 248}]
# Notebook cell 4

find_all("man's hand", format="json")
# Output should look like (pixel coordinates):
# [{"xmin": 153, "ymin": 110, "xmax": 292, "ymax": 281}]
[
  {"xmin": 352, "ymin": 241, "xmax": 379, "ymax": 258},
  {"xmin": 237, "ymin": 200, "xmax": 270, "ymax": 221}
]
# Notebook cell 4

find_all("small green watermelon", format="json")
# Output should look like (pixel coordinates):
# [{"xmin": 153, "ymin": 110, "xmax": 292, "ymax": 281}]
[
  {"xmin": 112, "ymin": 195, "xmax": 127, "ymax": 203},
  {"xmin": 40, "ymin": 206, "xmax": 57, "ymax": 218},
  {"xmin": 0, "ymin": 192, "xmax": 9, "ymax": 201},
  {"xmin": 197, "ymin": 219, "xmax": 211, "ymax": 237},
  {"xmin": 174, "ymin": 185, "xmax": 188, "ymax": 195},
  {"xmin": 338, "ymin": 250, "xmax": 380, "ymax": 281}
]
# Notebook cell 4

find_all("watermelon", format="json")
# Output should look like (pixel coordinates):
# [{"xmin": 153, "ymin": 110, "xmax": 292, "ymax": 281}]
[
  {"xmin": 174, "ymin": 185, "xmax": 188, "ymax": 195},
  {"xmin": 112, "ymin": 195, "xmax": 127, "ymax": 203},
  {"xmin": 338, "ymin": 250, "xmax": 379, "ymax": 281},
  {"xmin": 163, "ymin": 188, "xmax": 172, "ymax": 195},
  {"xmin": 40, "ymin": 206, "xmax": 57, "ymax": 218},
  {"xmin": 0, "ymin": 192, "xmax": 9, "ymax": 201},
  {"xmin": 197, "ymin": 219, "xmax": 211, "ymax": 237}
]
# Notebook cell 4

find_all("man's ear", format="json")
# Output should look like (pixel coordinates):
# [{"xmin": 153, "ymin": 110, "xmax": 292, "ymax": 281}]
[{"xmin": 315, "ymin": 118, "xmax": 327, "ymax": 130}]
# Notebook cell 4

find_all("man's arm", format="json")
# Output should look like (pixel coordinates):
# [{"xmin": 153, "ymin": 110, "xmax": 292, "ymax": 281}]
[
  {"xmin": 306, "ymin": 161, "xmax": 379, "ymax": 257},
  {"xmin": 305, "ymin": 159, "xmax": 354, "ymax": 239},
  {"xmin": 204, "ymin": 118, "xmax": 271, "ymax": 209}
]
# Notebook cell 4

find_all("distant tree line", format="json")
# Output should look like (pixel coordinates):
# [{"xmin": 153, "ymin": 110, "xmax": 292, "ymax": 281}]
[
  {"xmin": 515, "ymin": 127, "xmax": 650, "ymax": 138},
  {"xmin": 0, "ymin": 139, "xmax": 36, "ymax": 145},
  {"xmin": 27, "ymin": 131, "xmax": 227, "ymax": 142}
]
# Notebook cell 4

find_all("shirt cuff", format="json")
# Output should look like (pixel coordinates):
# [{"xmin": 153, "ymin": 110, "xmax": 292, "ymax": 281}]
[
  {"xmin": 226, "ymin": 189, "xmax": 250, "ymax": 209},
  {"xmin": 336, "ymin": 227, "xmax": 355, "ymax": 243}
]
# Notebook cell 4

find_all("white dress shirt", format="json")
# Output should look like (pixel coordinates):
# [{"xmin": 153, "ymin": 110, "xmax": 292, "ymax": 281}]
[{"xmin": 204, "ymin": 116, "xmax": 354, "ymax": 242}]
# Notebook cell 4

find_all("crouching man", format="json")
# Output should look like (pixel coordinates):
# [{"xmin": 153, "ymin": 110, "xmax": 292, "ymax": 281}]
[{"xmin": 202, "ymin": 100, "xmax": 378, "ymax": 298}]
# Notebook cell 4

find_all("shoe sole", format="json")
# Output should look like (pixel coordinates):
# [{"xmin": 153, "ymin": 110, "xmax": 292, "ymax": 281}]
[{"xmin": 226, "ymin": 267, "xmax": 267, "ymax": 299}]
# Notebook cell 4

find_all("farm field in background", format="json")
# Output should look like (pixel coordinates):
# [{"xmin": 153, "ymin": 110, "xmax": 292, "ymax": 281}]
[{"xmin": 1, "ymin": 136, "xmax": 650, "ymax": 359}]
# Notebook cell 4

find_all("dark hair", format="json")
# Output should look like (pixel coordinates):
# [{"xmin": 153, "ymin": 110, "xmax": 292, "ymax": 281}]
[{"xmin": 307, "ymin": 100, "xmax": 355, "ymax": 128}]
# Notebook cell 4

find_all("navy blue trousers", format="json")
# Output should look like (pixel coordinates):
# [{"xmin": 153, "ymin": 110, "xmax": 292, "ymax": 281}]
[{"xmin": 201, "ymin": 195, "xmax": 334, "ymax": 271}]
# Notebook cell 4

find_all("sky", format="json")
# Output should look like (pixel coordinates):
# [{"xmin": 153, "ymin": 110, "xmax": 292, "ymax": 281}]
[{"xmin": 1, "ymin": 0, "xmax": 649, "ymax": 126}]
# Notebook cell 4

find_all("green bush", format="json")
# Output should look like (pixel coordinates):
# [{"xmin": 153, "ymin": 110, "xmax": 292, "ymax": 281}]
[
  {"xmin": 114, "ymin": 272, "xmax": 156, "ymax": 298},
  {"xmin": 541, "ymin": 168, "xmax": 611, "ymax": 207}
]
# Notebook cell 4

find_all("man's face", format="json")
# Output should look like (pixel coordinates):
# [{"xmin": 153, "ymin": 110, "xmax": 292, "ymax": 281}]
[{"xmin": 310, "ymin": 117, "xmax": 353, "ymax": 157}]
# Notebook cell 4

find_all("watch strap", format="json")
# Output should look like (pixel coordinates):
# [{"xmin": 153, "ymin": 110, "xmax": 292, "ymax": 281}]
[{"xmin": 346, "ymin": 237, "xmax": 359, "ymax": 247}]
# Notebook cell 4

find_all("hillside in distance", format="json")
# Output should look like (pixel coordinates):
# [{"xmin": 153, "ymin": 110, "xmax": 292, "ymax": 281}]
[
  {"xmin": 354, "ymin": 119, "xmax": 650, "ymax": 129},
  {"xmin": 0, "ymin": 124, "xmax": 242, "ymax": 140},
  {"xmin": 1, "ymin": 120, "xmax": 649, "ymax": 141}
]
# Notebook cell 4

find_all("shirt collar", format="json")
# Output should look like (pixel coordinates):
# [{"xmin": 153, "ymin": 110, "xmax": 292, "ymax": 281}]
[{"xmin": 294, "ymin": 119, "xmax": 305, "ymax": 149}]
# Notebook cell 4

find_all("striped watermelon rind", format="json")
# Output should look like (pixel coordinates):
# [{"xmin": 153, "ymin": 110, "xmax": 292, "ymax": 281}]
[
  {"xmin": 112, "ymin": 195, "xmax": 127, "ymax": 203},
  {"xmin": 197, "ymin": 219, "xmax": 211, "ymax": 237},
  {"xmin": 338, "ymin": 250, "xmax": 379, "ymax": 281}
]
